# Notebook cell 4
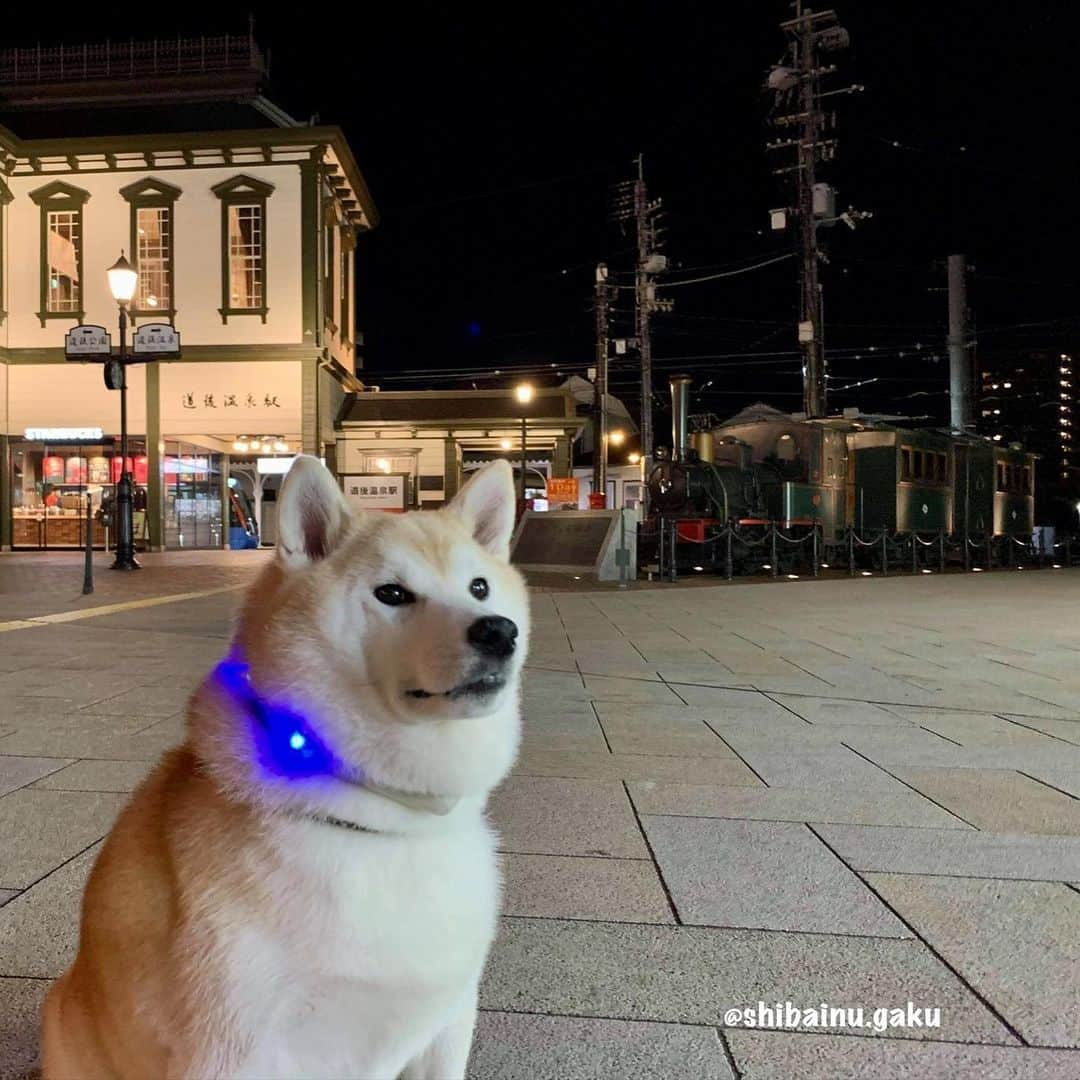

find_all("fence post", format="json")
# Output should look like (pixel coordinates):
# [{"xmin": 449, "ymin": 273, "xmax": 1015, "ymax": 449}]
[
  {"xmin": 657, "ymin": 519, "xmax": 665, "ymax": 582},
  {"xmin": 1067, "ymin": 536, "xmax": 1073, "ymax": 568},
  {"xmin": 812, "ymin": 524, "xmax": 820, "ymax": 578},
  {"xmin": 986, "ymin": 534, "xmax": 992, "ymax": 570},
  {"xmin": 963, "ymin": 530, "xmax": 970, "ymax": 572},
  {"xmin": 882, "ymin": 532, "xmax": 889, "ymax": 576},
  {"xmin": 848, "ymin": 527, "xmax": 855, "ymax": 576},
  {"xmin": 82, "ymin": 496, "xmax": 94, "ymax": 595},
  {"xmin": 770, "ymin": 526, "xmax": 778, "ymax": 578},
  {"xmin": 1007, "ymin": 536, "xmax": 1014, "ymax": 568},
  {"xmin": 939, "ymin": 529, "xmax": 945, "ymax": 573},
  {"xmin": 725, "ymin": 527, "xmax": 734, "ymax": 581},
  {"xmin": 669, "ymin": 520, "xmax": 679, "ymax": 582},
  {"xmin": 912, "ymin": 532, "xmax": 918, "ymax": 575}
]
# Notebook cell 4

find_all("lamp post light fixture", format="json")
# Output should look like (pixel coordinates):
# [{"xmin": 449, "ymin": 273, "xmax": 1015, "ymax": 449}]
[
  {"xmin": 608, "ymin": 429, "xmax": 626, "ymax": 447},
  {"xmin": 514, "ymin": 383, "xmax": 534, "ymax": 503},
  {"xmin": 106, "ymin": 252, "xmax": 139, "ymax": 571},
  {"xmin": 627, "ymin": 451, "xmax": 641, "ymax": 465}
]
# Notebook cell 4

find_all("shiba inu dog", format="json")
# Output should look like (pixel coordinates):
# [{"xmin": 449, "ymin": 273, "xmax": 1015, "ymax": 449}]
[{"xmin": 41, "ymin": 457, "xmax": 528, "ymax": 1079}]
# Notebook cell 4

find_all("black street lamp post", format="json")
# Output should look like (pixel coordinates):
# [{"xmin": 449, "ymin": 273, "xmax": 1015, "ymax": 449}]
[{"xmin": 106, "ymin": 253, "xmax": 139, "ymax": 571}]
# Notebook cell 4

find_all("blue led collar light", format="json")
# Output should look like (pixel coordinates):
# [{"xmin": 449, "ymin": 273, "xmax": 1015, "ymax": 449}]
[{"xmin": 212, "ymin": 654, "xmax": 344, "ymax": 782}]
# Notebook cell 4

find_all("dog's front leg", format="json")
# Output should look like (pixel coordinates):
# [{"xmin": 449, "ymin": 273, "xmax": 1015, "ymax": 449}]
[{"xmin": 399, "ymin": 987, "xmax": 478, "ymax": 1080}]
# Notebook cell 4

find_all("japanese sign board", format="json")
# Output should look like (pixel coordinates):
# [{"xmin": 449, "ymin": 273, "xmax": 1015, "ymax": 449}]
[
  {"xmin": 342, "ymin": 474, "xmax": 408, "ymax": 513},
  {"xmin": 133, "ymin": 323, "xmax": 181, "ymax": 355},
  {"xmin": 546, "ymin": 477, "xmax": 580, "ymax": 506},
  {"xmin": 64, "ymin": 325, "xmax": 111, "ymax": 358}
]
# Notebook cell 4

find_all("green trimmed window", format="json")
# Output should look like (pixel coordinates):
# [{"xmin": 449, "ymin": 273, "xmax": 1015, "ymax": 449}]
[
  {"xmin": 30, "ymin": 180, "xmax": 90, "ymax": 327},
  {"xmin": 120, "ymin": 177, "xmax": 181, "ymax": 322},
  {"xmin": 211, "ymin": 175, "xmax": 274, "ymax": 323}
]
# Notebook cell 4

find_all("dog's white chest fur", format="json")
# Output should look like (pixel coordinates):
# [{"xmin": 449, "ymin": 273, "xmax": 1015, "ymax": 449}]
[{"xmin": 216, "ymin": 814, "xmax": 500, "ymax": 1078}]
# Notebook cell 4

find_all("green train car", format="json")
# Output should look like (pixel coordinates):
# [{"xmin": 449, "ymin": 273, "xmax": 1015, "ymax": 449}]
[{"xmin": 704, "ymin": 404, "xmax": 1035, "ymax": 540}]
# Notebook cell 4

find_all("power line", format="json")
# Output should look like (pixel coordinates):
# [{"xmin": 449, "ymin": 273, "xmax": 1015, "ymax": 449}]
[{"xmin": 659, "ymin": 251, "xmax": 796, "ymax": 287}]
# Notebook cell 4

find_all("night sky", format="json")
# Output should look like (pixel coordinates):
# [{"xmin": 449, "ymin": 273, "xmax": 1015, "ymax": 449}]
[{"xmin": 6, "ymin": 3, "xmax": 1076, "ymax": 436}]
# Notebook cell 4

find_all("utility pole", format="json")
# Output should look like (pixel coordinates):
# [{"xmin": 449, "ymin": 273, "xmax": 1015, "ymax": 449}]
[
  {"xmin": 613, "ymin": 156, "xmax": 671, "ymax": 510},
  {"xmin": 592, "ymin": 263, "xmax": 614, "ymax": 500},
  {"xmin": 767, "ymin": 3, "xmax": 866, "ymax": 418},
  {"xmin": 947, "ymin": 254, "xmax": 973, "ymax": 432}
]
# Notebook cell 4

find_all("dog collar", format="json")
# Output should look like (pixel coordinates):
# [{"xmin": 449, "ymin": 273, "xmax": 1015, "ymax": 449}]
[{"xmin": 212, "ymin": 654, "xmax": 461, "ymax": 823}]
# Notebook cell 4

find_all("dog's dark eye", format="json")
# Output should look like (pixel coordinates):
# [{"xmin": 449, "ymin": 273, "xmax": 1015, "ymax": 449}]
[
  {"xmin": 470, "ymin": 577, "xmax": 490, "ymax": 600},
  {"xmin": 374, "ymin": 584, "xmax": 416, "ymax": 606}
]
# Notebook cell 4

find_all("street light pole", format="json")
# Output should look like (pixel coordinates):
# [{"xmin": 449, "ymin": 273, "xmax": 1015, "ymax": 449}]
[
  {"xmin": 107, "ymin": 252, "xmax": 139, "ymax": 570},
  {"xmin": 515, "ymin": 383, "xmax": 534, "ymax": 506}
]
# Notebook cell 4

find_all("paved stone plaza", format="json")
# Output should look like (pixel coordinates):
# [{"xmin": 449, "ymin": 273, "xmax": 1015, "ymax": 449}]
[{"xmin": 1, "ymin": 553, "xmax": 1079, "ymax": 1078}]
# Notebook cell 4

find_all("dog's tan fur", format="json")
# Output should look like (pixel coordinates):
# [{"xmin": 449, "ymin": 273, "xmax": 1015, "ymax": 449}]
[{"xmin": 42, "ymin": 458, "xmax": 527, "ymax": 1079}]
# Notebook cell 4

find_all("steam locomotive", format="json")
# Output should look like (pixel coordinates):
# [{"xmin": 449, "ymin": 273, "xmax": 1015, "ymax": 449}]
[{"xmin": 642, "ymin": 375, "xmax": 1036, "ymax": 573}]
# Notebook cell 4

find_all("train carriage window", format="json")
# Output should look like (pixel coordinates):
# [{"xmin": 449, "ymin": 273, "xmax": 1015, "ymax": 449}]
[
  {"xmin": 915, "ymin": 450, "xmax": 925, "ymax": 480},
  {"xmin": 774, "ymin": 434, "xmax": 797, "ymax": 462},
  {"xmin": 901, "ymin": 448, "xmax": 912, "ymax": 480},
  {"xmin": 826, "ymin": 455, "xmax": 834, "ymax": 479},
  {"xmin": 1024, "ymin": 466, "xmax": 1033, "ymax": 494},
  {"xmin": 996, "ymin": 463, "xmax": 1006, "ymax": 491},
  {"xmin": 936, "ymin": 452, "xmax": 947, "ymax": 484}
]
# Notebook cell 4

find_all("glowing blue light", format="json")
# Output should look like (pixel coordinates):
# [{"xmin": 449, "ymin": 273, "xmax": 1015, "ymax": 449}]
[
  {"xmin": 467, "ymin": 321, "xmax": 482, "ymax": 337},
  {"xmin": 211, "ymin": 655, "xmax": 340, "ymax": 781}
]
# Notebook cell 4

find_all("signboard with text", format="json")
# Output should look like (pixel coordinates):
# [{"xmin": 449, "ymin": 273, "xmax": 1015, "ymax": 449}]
[
  {"xmin": 546, "ymin": 477, "xmax": 579, "ymax": 506},
  {"xmin": 133, "ymin": 322, "xmax": 181, "ymax": 355},
  {"xmin": 64, "ymin": 325, "xmax": 111, "ymax": 358},
  {"xmin": 342, "ymin": 474, "xmax": 408, "ymax": 513}
]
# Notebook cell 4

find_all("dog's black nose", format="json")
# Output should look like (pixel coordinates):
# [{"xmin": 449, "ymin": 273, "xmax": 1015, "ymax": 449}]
[{"xmin": 467, "ymin": 616, "xmax": 518, "ymax": 659}]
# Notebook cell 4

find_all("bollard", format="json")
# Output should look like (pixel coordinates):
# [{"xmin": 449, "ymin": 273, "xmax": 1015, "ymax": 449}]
[
  {"xmin": 1068, "ymin": 537, "xmax": 1073, "ymax": 568},
  {"xmin": 812, "ymin": 525, "xmax": 820, "ymax": 578},
  {"xmin": 658, "ymin": 520, "xmax": 665, "ymax": 582},
  {"xmin": 770, "ymin": 526, "xmax": 778, "ymax": 578},
  {"xmin": 82, "ymin": 496, "xmax": 94, "ymax": 596},
  {"xmin": 669, "ymin": 521, "xmax": 679, "ymax": 583},
  {"xmin": 963, "ymin": 530, "xmax": 970, "ymax": 572},
  {"xmin": 939, "ymin": 529, "xmax": 945, "ymax": 573},
  {"xmin": 912, "ymin": 533, "xmax": 918, "ymax": 575},
  {"xmin": 848, "ymin": 528, "xmax": 855, "ymax": 577},
  {"xmin": 881, "ymin": 531, "xmax": 889, "ymax": 576},
  {"xmin": 986, "ymin": 534, "xmax": 992, "ymax": 570},
  {"xmin": 725, "ymin": 527, "xmax": 734, "ymax": 581}
]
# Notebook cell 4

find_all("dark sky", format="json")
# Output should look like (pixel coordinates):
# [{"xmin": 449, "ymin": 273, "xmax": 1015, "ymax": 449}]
[{"xmin": 7, "ymin": 3, "xmax": 1076, "ymax": 431}]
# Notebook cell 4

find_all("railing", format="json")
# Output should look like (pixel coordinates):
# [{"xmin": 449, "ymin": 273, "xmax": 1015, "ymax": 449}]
[
  {"xmin": 0, "ymin": 32, "xmax": 264, "ymax": 85},
  {"xmin": 640, "ymin": 518, "xmax": 1078, "ymax": 583}
]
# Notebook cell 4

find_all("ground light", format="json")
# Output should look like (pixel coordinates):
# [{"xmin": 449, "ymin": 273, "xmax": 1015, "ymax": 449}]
[
  {"xmin": 861, "ymin": 570, "xmax": 873, "ymax": 576},
  {"xmin": 787, "ymin": 574, "xmax": 799, "ymax": 579},
  {"xmin": 921, "ymin": 568, "xmax": 933, "ymax": 574},
  {"xmin": 693, "ymin": 566, "xmax": 704, "ymax": 572},
  {"xmin": 972, "ymin": 567, "xmax": 984, "ymax": 572}
]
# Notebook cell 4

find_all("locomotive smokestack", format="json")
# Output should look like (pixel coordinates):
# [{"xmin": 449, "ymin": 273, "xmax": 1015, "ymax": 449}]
[{"xmin": 670, "ymin": 375, "xmax": 692, "ymax": 461}]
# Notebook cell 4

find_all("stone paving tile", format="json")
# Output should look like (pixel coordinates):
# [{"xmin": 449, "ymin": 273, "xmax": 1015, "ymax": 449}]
[
  {"xmin": 595, "ymin": 714, "xmax": 736, "ymax": 758},
  {"xmin": 817, "ymin": 824, "xmax": 1080, "ymax": 881},
  {"xmin": 0, "ymin": 724, "xmax": 181, "ymax": 762},
  {"xmin": 481, "ymin": 918, "xmax": 1013, "ymax": 1043},
  {"xmin": 868, "ymin": 873, "xmax": 1080, "ymax": 1047},
  {"xmin": 0, "ymin": 890, "xmax": 18, "ymax": 906},
  {"xmin": 81, "ymin": 683, "xmax": 194, "ymax": 717},
  {"xmin": 718, "ymin": 741, "xmax": 910, "ymax": 792},
  {"xmin": 893, "ymin": 768, "xmax": 1080, "ymax": 835},
  {"xmin": 628, "ymin": 782, "xmax": 968, "ymax": 829},
  {"xmin": 469, "ymin": 1012, "xmax": 732, "ymax": 1080},
  {"xmin": 0, "ymin": 788, "xmax": 125, "ymax": 889},
  {"xmin": 594, "ymin": 697, "xmax": 804, "ymax": 730},
  {"xmin": 771, "ymin": 696, "xmax": 904, "ymax": 726},
  {"xmin": 502, "ymin": 855, "xmax": 673, "ymax": 924},
  {"xmin": 488, "ymin": 777, "xmax": 648, "ymax": 859},
  {"xmin": 513, "ymin": 749, "xmax": 762, "ymax": 786},
  {"xmin": 0, "ymin": 844, "xmax": 98, "ymax": 978},
  {"xmin": 0, "ymin": 976, "xmax": 50, "ymax": 1080},
  {"xmin": 31, "ymin": 758, "xmax": 156, "ymax": 793},
  {"xmin": 642, "ymin": 816, "xmax": 910, "ymax": 936},
  {"xmin": 1019, "ymin": 765, "xmax": 1080, "ymax": 799},
  {"xmin": 845, "ymin": 737, "xmax": 1080, "ymax": 774},
  {"xmin": 0, "ymin": 756, "xmax": 73, "ymax": 797},
  {"xmin": 1001, "ymin": 715, "xmax": 1080, "ymax": 746},
  {"xmin": 581, "ymin": 674, "xmax": 684, "ymax": 704},
  {"xmin": 727, "ymin": 1030, "xmax": 1080, "ymax": 1079}
]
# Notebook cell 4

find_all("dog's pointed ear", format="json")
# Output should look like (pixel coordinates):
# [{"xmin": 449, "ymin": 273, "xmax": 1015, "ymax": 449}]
[
  {"xmin": 276, "ymin": 455, "xmax": 351, "ymax": 568},
  {"xmin": 446, "ymin": 460, "xmax": 517, "ymax": 560}
]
